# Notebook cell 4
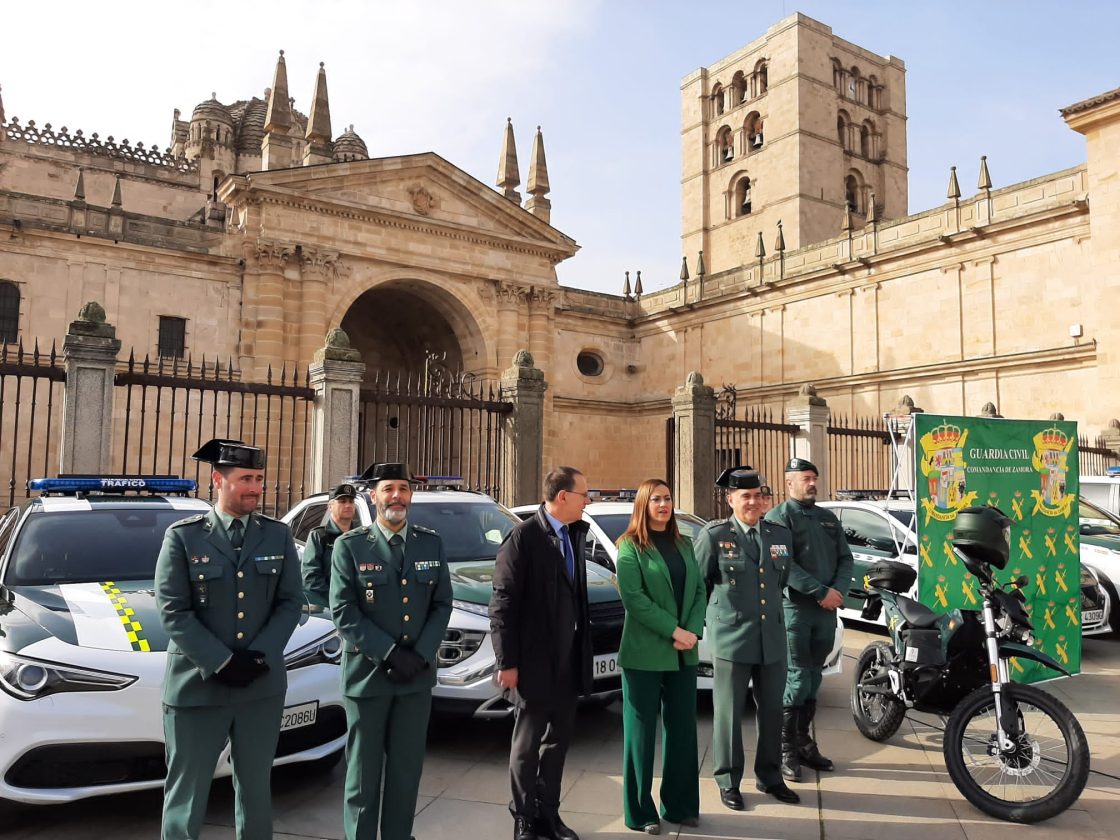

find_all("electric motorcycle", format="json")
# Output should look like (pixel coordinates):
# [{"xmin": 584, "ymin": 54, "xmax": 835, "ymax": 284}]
[{"xmin": 850, "ymin": 506, "xmax": 1090, "ymax": 824}]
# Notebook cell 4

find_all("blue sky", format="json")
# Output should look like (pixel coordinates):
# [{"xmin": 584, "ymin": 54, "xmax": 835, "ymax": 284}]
[{"xmin": 3, "ymin": 1, "xmax": 1117, "ymax": 294}]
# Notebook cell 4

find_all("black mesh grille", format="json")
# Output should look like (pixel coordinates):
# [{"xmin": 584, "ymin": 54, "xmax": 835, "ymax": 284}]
[
  {"xmin": 6, "ymin": 742, "xmax": 166, "ymax": 789},
  {"xmin": 588, "ymin": 599, "xmax": 624, "ymax": 655}
]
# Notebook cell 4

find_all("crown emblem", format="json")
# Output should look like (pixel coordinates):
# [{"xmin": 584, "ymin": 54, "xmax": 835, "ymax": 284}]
[{"xmin": 1033, "ymin": 426, "xmax": 1070, "ymax": 453}]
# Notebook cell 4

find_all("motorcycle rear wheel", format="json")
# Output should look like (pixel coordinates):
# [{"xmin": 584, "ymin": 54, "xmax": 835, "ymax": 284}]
[
  {"xmin": 943, "ymin": 682, "xmax": 1089, "ymax": 823},
  {"xmin": 851, "ymin": 641, "xmax": 906, "ymax": 741}
]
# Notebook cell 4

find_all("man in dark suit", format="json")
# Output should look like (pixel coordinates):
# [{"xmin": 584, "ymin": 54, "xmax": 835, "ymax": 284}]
[
  {"xmin": 490, "ymin": 466, "xmax": 592, "ymax": 840},
  {"xmin": 155, "ymin": 439, "xmax": 302, "ymax": 840}
]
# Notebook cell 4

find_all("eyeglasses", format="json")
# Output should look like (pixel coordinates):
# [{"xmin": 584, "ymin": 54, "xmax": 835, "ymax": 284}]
[{"xmin": 565, "ymin": 490, "xmax": 590, "ymax": 498}]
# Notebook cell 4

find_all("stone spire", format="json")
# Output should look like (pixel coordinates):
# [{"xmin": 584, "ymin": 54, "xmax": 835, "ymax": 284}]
[
  {"xmin": 73, "ymin": 169, "xmax": 86, "ymax": 203},
  {"xmin": 110, "ymin": 176, "xmax": 122, "ymax": 209},
  {"xmin": 946, "ymin": 165, "xmax": 961, "ymax": 201},
  {"xmin": 977, "ymin": 155, "xmax": 992, "ymax": 191},
  {"xmin": 496, "ymin": 118, "xmax": 521, "ymax": 203},
  {"xmin": 525, "ymin": 125, "xmax": 551, "ymax": 223},
  {"xmin": 304, "ymin": 61, "xmax": 333, "ymax": 166},
  {"xmin": 262, "ymin": 50, "xmax": 295, "ymax": 170}
]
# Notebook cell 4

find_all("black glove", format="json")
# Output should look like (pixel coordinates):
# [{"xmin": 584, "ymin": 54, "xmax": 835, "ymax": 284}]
[
  {"xmin": 212, "ymin": 650, "xmax": 269, "ymax": 688},
  {"xmin": 384, "ymin": 647, "xmax": 428, "ymax": 682}
]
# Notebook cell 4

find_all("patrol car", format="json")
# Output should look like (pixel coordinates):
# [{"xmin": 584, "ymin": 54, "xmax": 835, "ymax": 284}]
[
  {"xmin": 1081, "ymin": 467, "xmax": 1120, "ymax": 519},
  {"xmin": 818, "ymin": 495, "xmax": 1111, "ymax": 635},
  {"xmin": 1077, "ymin": 496, "xmax": 1120, "ymax": 634},
  {"xmin": 284, "ymin": 482, "xmax": 625, "ymax": 718},
  {"xmin": 510, "ymin": 501, "xmax": 847, "ymax": 688},
  {"xmin": 0, "ymin": 477, "xmax": 346, "ymax": 805}
]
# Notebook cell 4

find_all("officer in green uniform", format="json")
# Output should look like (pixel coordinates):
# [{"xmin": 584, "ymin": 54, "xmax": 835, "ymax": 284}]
[
  {"xmin": 765, "ymin": 458, "xmax": 854, "ymax": 783},
  {"xmin": 302, "ymin": 482, "xmax": 358, "ymax": 609},
  {"xmin": 330, "ymin": 463, "xmax": 453, "ymax": 840},
  {"xmin": 695, "ymin": 466, "xmax": 800, "ymax": 809},
  {"xmin": 155, "ymin": 439, "xmax": 302, "ymax": 840}
]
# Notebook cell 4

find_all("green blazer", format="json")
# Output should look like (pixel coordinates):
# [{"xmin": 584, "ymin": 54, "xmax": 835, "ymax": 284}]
[
  {"xmin": 615, "ymin": 535, "xmax": 706, "ymax": 671},
  {"xmin": 695, "ymin": 518, "xmax": 792, "ymax": 666},
  {"xmin": 155, "ymin": 508, "xmax": 302, "ymax": 706},
  {"xmin": 330, "ymin": 521, "xmax": 453, "ymax": 697}
]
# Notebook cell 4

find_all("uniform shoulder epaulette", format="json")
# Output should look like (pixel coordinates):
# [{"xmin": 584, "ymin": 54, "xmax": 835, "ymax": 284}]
[
  {"xmin": 252, "ymin": 511, "xmax": 281, "ymax": 523},
  {"xmin": 170, "ymin": 513, "xmax": 207, "ymax": 528},
  {"xmin": 764, "ymin": 518, "xmax": 791, "ymax": 531},
  {"xmin": 338, "ymin": 525, "xmax": 371, "ymax": 541},
  {"xmin": 411, "ymin": 524, "xmax": 439, "ymax": 536},
  {"xmin": 702, "ymin": 517, "xmax": 730, "ymax": 531}
]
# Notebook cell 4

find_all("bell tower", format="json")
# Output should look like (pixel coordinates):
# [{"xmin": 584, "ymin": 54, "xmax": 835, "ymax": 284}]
[{"xmin": 681, "ymin": 13, "xmax": 907, "ymax": 275}]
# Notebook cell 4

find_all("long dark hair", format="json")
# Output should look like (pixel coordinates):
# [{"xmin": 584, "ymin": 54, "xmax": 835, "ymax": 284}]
[{"xmin": 618, "ymin": 478, "xmax": 679, "ymax": 551}]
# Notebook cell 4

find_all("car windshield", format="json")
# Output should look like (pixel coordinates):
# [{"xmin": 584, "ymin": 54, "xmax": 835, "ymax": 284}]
[
  {"xmin": 888, "ymin": 509, "xmax": 915, "ymax": 530},
  {"xmin": 408, "ymin": 500, "xmax": 520, "ymax": 562},
  {"xmin": 6, "ymin": 508, "xmax": 203, "ymax": 585},
  {"xmin": 594, "ymin": 512, "xmax": 707, "ymax": 545},
  {"xmin": 1079, "ymin": 498, "xmax": 1120, "ymax": 537}
]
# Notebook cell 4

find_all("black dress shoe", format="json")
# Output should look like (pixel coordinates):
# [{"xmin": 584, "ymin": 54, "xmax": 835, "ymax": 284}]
[
  {"xmin": 514, "ymin": 814, "xmax": 538, "ymax": 840},
  {"xmin": 534, "ymin": 814, "xmax": 579, "ymax": 840},
  {"xmin": 719, "ymin": 787, "xmax": 746, "ymax": 810},
  {"xmin": 755, "ymin": 781, "xmax": 801, "ymax": 804}
]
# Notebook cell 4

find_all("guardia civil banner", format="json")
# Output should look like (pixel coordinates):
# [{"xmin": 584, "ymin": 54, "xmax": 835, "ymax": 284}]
[{"xmin": 913, "ymin": 414, "xmax": 1080, "ymax": 682}]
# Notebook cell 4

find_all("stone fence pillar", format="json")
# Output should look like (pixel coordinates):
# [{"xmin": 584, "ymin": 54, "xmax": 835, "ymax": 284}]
[
  {"xmin": 500, "ymin": 350, "xmax": 547, "ymax": 508},
  {"xmin": 885, "ymin": 394, "xmax": 923, "ymax": 494},
  {"xmin": 309, "ymin": 329, "xmax": 365, "ymax": 494},
  {"xmin": 671, "ymin": 372, "xmax": 717, "ymax": 520},
  {"xmin": 1100, "ymin": 418, "xmax": 1120, "ymax": 455},
  {"xmin": 786, "ymin": 384, "xmax": 830, "ymax": 498},
  {"xmin": 61, "ymin": 302, "xmax": 121, "ymax": 475}
]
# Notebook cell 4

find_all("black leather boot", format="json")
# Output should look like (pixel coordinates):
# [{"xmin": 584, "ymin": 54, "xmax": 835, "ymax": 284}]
[
  {"xmin": 797, "ymin": 699, "xmax": 834, "ymax": 771},
  {"xmin": 781, "ymin": 705, "xmax": 802, "ymax": 782}
]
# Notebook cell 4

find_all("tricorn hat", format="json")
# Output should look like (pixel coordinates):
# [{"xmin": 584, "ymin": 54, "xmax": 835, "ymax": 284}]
[
  {"xmin": 785, "ymin": 457, "xmax": 818, "ymax": 475},
  {"xmin": 715, "ymin": 465, "xmax": 763, "ymax": 490},
  {"xmin": 358, "ymin": 462, "xmax": 419, "ymax": 484},
  {"xmin": 191, "ymin": 438, "xmax": 265, "ymax": 470},
  {"xmin": 329, "ymin": 483, "xmax": 358, "ymax": 500}
]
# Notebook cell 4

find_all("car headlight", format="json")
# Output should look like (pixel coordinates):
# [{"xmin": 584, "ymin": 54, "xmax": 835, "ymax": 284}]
[
  {"xmin": 0, "ymin": 652, "xmax": 136, "ymax": 701},
  {"xmin": 452, "ymin": 599, "xmax": 489, "ymax": 617},
  {"xmin": 284, "ymin": 630, "xmax": 343, "ymax": 670},
  {"xmin": 437, "ymin": 628, "xmax": 487, "ymax": 668},
  {"xmin": 1081, "ymin": 565, "xmax": 1100, "ymax": 589}
]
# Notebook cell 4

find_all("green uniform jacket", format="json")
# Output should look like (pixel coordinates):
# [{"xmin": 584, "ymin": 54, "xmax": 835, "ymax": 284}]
[
  {"xmin": 765, "ymin": 500, "xmax": 854, "ymax": 606},
  {"xmin": 155, "ymin": 508, "xmax": 302, "ymax": 707},
  {"xmin": 330, "ymin": 522, "xmax": 453, "ymax": 697},
  {"xmin": 302, "ymin": 518, "xmax": 344, "ymax": 608},
  {"xmin": 615, "ymin": 536, "xmax": 706, "ymax": 671},
  {"xmin": 695, "ymin": 518, "xmax": 792, "ymax": 665}
]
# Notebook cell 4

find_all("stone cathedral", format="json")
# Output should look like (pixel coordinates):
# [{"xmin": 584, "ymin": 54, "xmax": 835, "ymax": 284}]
[{"xmin": 1, "ymin": 13, "xmax": 1118, "ymax": 492}]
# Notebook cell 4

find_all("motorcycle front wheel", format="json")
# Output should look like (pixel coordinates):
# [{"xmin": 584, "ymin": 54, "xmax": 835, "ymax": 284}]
[
  {"xmin": 943, "ymin": 682, "xmax": 1090, "ymax": 823},
  {"xmin": 851, "ymin": 641, "xmax": 906, "ymax": 741}
]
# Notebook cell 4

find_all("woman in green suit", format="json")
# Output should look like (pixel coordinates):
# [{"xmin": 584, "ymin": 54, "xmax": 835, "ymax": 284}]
[{"xmin": 616, "ymin": 478, "xmax": 707, "ymax": 835}]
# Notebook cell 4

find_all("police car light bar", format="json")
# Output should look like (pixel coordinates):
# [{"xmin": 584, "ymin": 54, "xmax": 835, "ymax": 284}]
[
  {"xmin": 420, "ymin": 476, "xmax": 463, "ymax": 485},
  {"xmin": 1106, "ymin": 466, "xmax": 1120, "ymax": 477},
  {"xmin": 28, "ymin": 476, "xmax": 198, "ymax": 495}
]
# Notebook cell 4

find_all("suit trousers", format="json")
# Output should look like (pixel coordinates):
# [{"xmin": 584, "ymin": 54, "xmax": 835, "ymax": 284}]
[
  {"xmin": 508, "ymin": 681, "xmax": 578, "ymax": 820},
  {"xmin": 621, "ymin": 665, "xmax": 699, "ymax": 828},
  {"xmin": 783, "ymin": 601, "xmax": 836, "ymax": 706},
  {"xmin": 342, "ymin": 690, "xmax": 433, "ymax": 840},
  {"xmin": 161, "ymin": 693, "xmax": 285, "ymax": 840},
  {"xmin": 712, "ymin": 657, "xmax": 787, "ymax": 790}
]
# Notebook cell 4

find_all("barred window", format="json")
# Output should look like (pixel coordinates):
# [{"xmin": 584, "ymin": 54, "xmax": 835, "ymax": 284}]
[
  {"xmin": 158, "ymin": 316, "xmax": 186, "ymax": 359},
  {"xmin": 0, "ymin": 282, "xmax": 19, "ymax": 344}
]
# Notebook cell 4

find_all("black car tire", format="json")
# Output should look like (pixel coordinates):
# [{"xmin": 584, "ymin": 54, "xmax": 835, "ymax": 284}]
[{"xmin": 851, "ymin": 641, "xmax": 906, "ymax": 742}]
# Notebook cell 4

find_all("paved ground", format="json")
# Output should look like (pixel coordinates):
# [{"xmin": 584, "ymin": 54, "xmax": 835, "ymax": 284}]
[{"xmin": 4, "ymin": 627, "xmax": 1119, "ymax": 838}]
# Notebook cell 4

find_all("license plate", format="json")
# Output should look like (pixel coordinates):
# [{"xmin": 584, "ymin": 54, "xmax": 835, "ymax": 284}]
[
  {"xmin": 1083, "ymin": 609, "xmax": 1104, "ymax": 626},
  {"xmin": 280, "ymin": 701, "xmax": 318, "ymax": 731},
  {"xmin": 593, "ymin": 653, "xmax": 618, "ymax": 679}
]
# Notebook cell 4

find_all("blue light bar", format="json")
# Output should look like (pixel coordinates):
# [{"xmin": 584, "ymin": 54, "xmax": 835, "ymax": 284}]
[
  {"xmin": 419, "ymin": 476, "xmax": 463, "ymax": 484},
  {"xmin": 29, "ymin": 477, "xmax": 198, "ymax": 494},
  {"xmin": 1107, "ymin": 466, "xmax": 1120, "ymax": 477}
]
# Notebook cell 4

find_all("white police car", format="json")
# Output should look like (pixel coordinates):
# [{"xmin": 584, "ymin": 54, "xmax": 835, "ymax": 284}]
[
  {"xmin": 284, "ymin": 482, "xmax": 625, "ymax": 718},
  {"xmin": 510, "ymin": 501, "xmax": 846, "ymax": 688},
  {"xmin": 0, "ymin": 477, "xmax": 345, "ymax": 805}
]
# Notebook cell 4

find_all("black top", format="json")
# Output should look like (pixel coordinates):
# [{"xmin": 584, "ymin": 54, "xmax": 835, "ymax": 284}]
[{"xmin": 651, "ymin": 529, "xmax": 686, "ymax": 620}]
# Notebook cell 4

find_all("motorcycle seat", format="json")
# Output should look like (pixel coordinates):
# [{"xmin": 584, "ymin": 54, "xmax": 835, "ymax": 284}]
[{"xmin": 895, "ymin": 595, "xmax": 942, "ymax": 629}]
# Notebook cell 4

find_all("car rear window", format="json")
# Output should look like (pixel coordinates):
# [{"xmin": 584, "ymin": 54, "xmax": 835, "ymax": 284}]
[
  {"xmin": 6, "ymin": 508, "xmax": 204, "ymax": 585},
  {"xmin": 408, "ymin": 501, "xmax": 519, "ymax": 563},
  {"xmin": 887, "ymin": 510, "xmax": 915, "ymax": 530},
  {"xmin": 596, "ymin": 512, "xmax": 707, "ymax": 545}
]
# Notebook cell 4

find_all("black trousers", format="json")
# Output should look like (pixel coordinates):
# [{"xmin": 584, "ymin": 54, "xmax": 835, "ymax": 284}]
[{"xmin": 509, "ymin": 670, "xmax": 578, "ymax": 819}]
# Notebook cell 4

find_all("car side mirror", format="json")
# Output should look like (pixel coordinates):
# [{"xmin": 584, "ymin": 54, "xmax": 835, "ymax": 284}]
[{"xmin": 867, "ymin": 536, "xmax": 898, "ymax": 554}]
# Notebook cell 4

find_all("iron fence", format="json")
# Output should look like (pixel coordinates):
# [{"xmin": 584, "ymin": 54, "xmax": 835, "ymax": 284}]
[
  {"xmin": 358, "ymin": 367, "xmax": 512, "ymax": 500},
  {"xmin": 1079, "ymin": 434, "xmax": 1120, "ymax": 477},
  {"xmin": 713, "ymin": 385, "xmax": 797, "ymax": 510},
  {"xmin": 827, "ymin": 413, "xmax": 892, "ymax": 496},
  {"xmin": 113, "ymin": 353, "xmax": 314, "ymax": 517},
  {"xmin": 0, "ymin": 341, "xmax": 65, "ymax": 507}
]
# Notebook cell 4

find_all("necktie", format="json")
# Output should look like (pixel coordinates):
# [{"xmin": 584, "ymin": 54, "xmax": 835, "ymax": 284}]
[
  {"xmin": 389, "ymin": 533, "xmax": 405, "ymax": 568},
  {"xmin": 229, "ymin": 518, "xmax": 244, "ymax": 551},
  {"xmin": 745, "ymin": 526, "xmax": 761, "ymax": 563},
  {"xmin": 559, "ymin": 525, "xmax": 575, "ymax": 580}
]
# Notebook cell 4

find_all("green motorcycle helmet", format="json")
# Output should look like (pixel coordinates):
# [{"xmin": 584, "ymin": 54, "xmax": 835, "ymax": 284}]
[{"xmin": 951, "ymin": 505, "xmax": 1013, "ymax": 570}]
